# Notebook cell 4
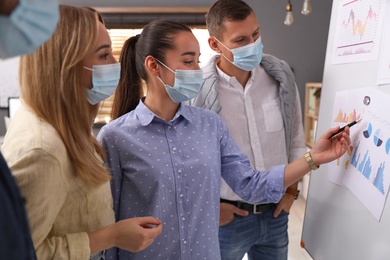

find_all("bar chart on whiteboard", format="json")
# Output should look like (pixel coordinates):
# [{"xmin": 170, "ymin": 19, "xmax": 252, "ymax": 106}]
[
  {"xmin": 302, "ymin": 0, "xmax": 390, "ymax": 258},
  {"xmin": 332, "ymin": 0, "xmax": 386, "ymax": 64},
  {"xmin": 327, "ymin": 88, "xmax": 390, "ymax": 221}
]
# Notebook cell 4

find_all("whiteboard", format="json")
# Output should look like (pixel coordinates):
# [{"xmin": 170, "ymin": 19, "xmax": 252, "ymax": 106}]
[
  {"xmin": 0, "ymin": 57, "xmax": 20, "ymax": 107},
  {"xmin": 301, "ymin": 0, "xmax": 390, "ymax": 259}
]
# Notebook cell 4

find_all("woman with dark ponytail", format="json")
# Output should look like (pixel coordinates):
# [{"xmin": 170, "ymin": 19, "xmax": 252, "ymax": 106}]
[
  {"xmin": 98, "ymin": 19, "xmax": 350, "ymax": 260},
  {"xmin": 111, "ymin": 35, "xmax": 143, "ymax": 119}
]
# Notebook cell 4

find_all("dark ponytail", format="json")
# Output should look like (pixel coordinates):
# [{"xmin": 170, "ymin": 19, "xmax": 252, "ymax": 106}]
[
  {"xmin": 111, "ymin": 36, "xmax": 143, "ymax": 120},
  {"xmin": 111, "ymin": 20, "xmax": 192, "ymax": 120}
]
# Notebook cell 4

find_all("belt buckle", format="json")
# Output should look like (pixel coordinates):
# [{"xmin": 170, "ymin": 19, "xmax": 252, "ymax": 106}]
[
  {"xmin": 253, "ymin": 204, "xmax": 269, "ymax": 214},
  {"xmin": 253, "ymin": 204, "xmax": 263, "ymax": 214}
]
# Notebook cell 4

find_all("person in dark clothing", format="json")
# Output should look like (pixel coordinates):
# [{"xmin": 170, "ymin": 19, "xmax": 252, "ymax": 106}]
[
  {"xmin": 0, "ymin": 154, "xmax": 36, "ymax": 259},
  {"xmin": 0, "ymin": 0, "xmax": 59, "ymax": 258}
]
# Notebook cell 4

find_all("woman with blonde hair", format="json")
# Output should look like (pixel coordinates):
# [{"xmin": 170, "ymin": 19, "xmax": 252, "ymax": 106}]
[{"xmin": 1, "ymin": 5, "xmax": 161, "ymax": 259}]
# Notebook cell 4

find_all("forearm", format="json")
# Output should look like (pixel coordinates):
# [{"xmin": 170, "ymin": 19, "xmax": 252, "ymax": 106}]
[
  {"xmin": 288, "ymin": 181, "xmax": 298, "ymax": 190},
  {"xmin": 89, "ymin": 217, "xmax": 163, "ymax": 254},
  {"xmin": 88, "ymin": 225, "xmax": 115, "ymax": 254},
  {"xmin": 285, "ymin": 181, "xmax": 299, "ymax": 198},
  {"xmin": 284, "ymin": 155, "xmax": 311, "ymax": 188}
]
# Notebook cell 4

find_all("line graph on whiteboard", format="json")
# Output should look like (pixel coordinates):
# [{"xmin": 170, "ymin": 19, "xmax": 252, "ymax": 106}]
[{"xmin": 332, "ymin": 0, "xmax": 385, "ymax": 64}]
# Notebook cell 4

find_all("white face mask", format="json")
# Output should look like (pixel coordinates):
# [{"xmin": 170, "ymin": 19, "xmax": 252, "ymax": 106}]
[
  {"xmin": 0, "ymin": 0, "xmax": 60, "ymax": 59},
  {"xmin": 155, "ymin": 59, "xmax": 203, "ymax": 103},
  {"xmin": 214, "ymin": 37, "xmax": 263, "ymax": 71},
  {"xmin": 83, "ymin": 63, "xmax": 121, "ymax": 105}
]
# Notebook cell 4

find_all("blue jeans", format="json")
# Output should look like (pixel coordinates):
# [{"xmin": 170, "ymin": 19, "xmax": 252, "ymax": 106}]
[{"xmin": 219, "ymin": 204, "xmax": 289, "ymax": 260}]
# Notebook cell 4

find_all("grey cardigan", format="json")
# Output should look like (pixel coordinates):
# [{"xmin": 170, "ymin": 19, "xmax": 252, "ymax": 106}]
[{"xmin": 189, "ymin": 53, "xmax": 299, "ymax": 162}]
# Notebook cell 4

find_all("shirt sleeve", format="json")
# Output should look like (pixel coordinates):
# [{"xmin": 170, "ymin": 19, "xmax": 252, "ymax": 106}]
[
  {"xmin": 218, "ymin": 117, "xmax": 286, "ymax": 204},
  {"xmin": 289, "ymin": 83, "xmax": 307, "ymax": 162},
  {"xmin": 97, "ymin": 127, "xmax": 123, "ymax": 221},
  {"xmin": 10, "ymin": 149, "xmax": 90, "ymax": 260},
  {"xmin": 97, "ymin": 127, "xmax": 121, "ymax": 260}
]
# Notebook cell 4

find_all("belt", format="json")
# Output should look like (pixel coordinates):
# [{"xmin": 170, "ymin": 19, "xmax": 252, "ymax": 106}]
[{"xmin": 220, "ymin": 199, "xmax": 274, "ymax": 214}]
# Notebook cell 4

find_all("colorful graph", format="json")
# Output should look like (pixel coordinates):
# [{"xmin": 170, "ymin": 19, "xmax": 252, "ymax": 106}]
[
  {"xmin": 377, "ymin": 0, "xmax": 390, "ymax": 84},
  {"xmin": 334, "ymin": 0, "xmax": 384, "ymax": 60},
  {"xmin": 351, "ymin": 140, "xmax": 385, "ymax": 194},
  {"xmin": 333, "ymin": 108, "xmax": 362, "ymax": 123},
  {"xmin": 328, "ymin": 88, "xmax": 390, "ymax": 220},
  {"xmin": 341, "ymin": 4, "xmax": 377, "ymax": 40}
]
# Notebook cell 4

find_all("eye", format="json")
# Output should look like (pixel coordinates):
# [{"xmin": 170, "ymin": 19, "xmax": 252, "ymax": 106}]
[{"xmin": 101, "ymin": 48, "xmax": 113, "ymax": 60}]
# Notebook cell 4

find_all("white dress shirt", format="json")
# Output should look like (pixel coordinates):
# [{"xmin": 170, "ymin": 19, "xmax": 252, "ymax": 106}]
[{"xmin": 216, "ymin": 64, "xmax": 305, "ymax": 201}]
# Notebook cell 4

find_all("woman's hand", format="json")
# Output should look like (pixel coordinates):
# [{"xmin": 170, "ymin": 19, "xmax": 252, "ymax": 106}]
[
  {"xmin": 112, "ymin": 217, "xmax": 163, "ymax": 252},
  {"xmin": 310, "ymin": 126, "xmax": 351, "ymax": 166},
  {"xmin": 88, "ymin": 216, "xmax": 162, "ymax": 254}
]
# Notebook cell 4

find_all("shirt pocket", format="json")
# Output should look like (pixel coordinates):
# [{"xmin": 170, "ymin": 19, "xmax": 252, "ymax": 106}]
[{"xmin": 262, "ymin": 99, "xmax": 283, "ymax": 132}]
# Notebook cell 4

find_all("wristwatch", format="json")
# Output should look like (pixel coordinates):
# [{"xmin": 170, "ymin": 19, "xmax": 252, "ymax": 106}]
[
  {"xmin": 304, "ymin": 151, "xmax": 319, "ymax": 170},
  {"xmin": 286, "ymin": 187, "xmax": 300, "ymax": 200}
]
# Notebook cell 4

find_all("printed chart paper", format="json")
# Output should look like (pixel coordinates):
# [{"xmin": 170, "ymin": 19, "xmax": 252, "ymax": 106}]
[
  {"xmin": 328, "ymin": 88, "xmax": 390, "ymax": 221},
  {"xmin": 377, "ymin": 0, "xmax": 390, "ymax": 85},
  {"xmin": 328, "ymin": 88, "xmax": 367, "ymax": 185},
  {"xmin": 332, "ymin": 0, "xmax": 386, "ymax": 64}
]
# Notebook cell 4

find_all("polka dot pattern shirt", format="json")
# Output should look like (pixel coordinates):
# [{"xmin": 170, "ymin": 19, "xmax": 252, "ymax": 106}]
[{"xmin": 98, "ymin": 101, "xmax": 285, "ymax": 260}]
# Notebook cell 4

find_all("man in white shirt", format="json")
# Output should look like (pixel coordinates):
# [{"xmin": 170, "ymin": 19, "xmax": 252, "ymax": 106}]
[{"xmin": 190, "ymin": 0, "xmax": 306, "ymax": 259}]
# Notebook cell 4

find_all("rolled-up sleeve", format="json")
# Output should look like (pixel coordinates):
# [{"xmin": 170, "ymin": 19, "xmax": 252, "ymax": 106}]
[{"xmin": 219, "ymin": 118, "xmax": 286, "ymax": 204}]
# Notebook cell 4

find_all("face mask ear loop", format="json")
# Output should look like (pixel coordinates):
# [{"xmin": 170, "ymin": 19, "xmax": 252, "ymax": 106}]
[
  {"xmin": 220, "ymin": 52, "xmax": 235, "ymax": 64},
  {"xmin": 83, "ymin": 66, "xmax": 94, "ymax": 72},
  {"xmin": 157, "ymin": 76, "xmax": 167, "ymax": 87},
  {"xmin": 155, "ymin": 58, "xmax": 175, "ymax": 74},
  {"xmin": 155, "ymin": 58, "xmax": 176, "ymax": 89},
  {"xmin": 213, "ymin": 37, "xmax": 231, "ymax": 51},
  {"xmin": 213, "ymin": 37, "xmax": 235, "ymax": 64}
]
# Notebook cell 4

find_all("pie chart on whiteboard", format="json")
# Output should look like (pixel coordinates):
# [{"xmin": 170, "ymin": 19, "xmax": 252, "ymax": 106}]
[
  {"xmin": 373, "ymin": 129, "xmax": 383, "ymax": 147},
  {"xmin": 386, "ymin": 139, "xmax": 390, "ymax": 155}
]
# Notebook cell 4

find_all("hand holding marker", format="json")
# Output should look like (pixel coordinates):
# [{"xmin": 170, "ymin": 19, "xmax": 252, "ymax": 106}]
[{"xmin": 330, "ymin": 118, "xmax": 362, "ymax": 138}]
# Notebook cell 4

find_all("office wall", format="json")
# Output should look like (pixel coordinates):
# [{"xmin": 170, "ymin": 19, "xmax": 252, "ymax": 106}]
[
  {"xmin": 249, "ymin": 0, "xmax": 333, "ymax": 111},
  {"xmin": 0, "ymin": 0, "xmax": 332, "ymax": 136}
]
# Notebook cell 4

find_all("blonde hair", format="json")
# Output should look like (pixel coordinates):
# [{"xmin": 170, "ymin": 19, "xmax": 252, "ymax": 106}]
[{"xmin": 19, "ymin": 5, "xmax": 110, "ymax": 187}]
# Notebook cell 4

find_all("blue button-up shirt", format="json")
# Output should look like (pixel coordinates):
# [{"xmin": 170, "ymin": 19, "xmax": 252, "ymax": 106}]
[{"xmin": 98, "ymin": 100, "xmax": 285, "ymax": 260}]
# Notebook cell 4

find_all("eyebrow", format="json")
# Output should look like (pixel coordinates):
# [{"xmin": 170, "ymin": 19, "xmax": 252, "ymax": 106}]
[
  {"xmin": 232, "ymin": 27, "xmax": 261, "ymax": 41},
  {"xmin": 181, "ymin": 51, "xmax": 196, "ymax": 56},
  {"xmin": 95, "ymin": 44, "xmax": 111, "ymax": 53},
  {"xmin": 251, "ymin": 26, "xmax": 261, "ymax": 35}
]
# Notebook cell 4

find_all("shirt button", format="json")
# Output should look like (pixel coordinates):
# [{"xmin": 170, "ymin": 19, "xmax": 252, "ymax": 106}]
[
  {"xmin": 179, "ymin": 193, "xmax": 184, "ymax": 198},
  {"xmin": 181, "ymin": 217, "xmax": 186, "ymax": 221},
  {"xmin": 172, "ymin": 147, "xmax": 177, "ymax": 151},
  {"xmin": 177, "ymin": 169, "xmax": 182, "ymax": 174},
  {"xmin": 167, "ymin": 126, "xmax": 171, "ymax": 130},
  {"xmin": 183, "ymin": 240, "xmax": 187, "ymax": 245}
]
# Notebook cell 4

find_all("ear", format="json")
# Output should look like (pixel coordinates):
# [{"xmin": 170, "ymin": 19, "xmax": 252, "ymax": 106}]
[
  {"xmin": 208, "ymin": 36, "xmax": 221, "ymax": 53},
  {"xmin": 145, "ymin": 55, "xmax": 160, "ymax": 76}
]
